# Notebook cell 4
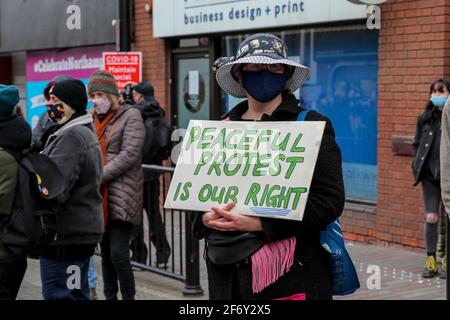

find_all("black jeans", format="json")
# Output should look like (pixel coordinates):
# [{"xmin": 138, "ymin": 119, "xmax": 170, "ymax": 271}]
[
  {"xmin": 100, "ymin": 220, "xmax": 135, "ymax": 300},
  {"xmin": 130, "ymin": 179, "xmax": 171, "ymax": 265},
  {"xmin": 0, "ymin": 258, "xmax": 27, "ymax": 300}
]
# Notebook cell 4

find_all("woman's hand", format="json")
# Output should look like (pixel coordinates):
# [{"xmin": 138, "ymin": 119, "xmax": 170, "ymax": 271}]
[{"xmin": 203, "ymin": 202, "xmax": 263, "ymax": 232}]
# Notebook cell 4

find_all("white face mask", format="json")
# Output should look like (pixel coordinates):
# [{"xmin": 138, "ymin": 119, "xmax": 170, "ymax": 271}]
[{"xmin": 92, "ymin": 98, "xmax": 112, "ymax": 115}]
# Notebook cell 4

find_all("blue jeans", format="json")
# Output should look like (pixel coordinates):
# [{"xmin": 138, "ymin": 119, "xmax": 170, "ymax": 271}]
[
  {"xmin": 88, "ymin": 256, "xmax": 97, "ymax": 289},
  {"xmin": 40, "ymin": 257, "xmax": 90, "ymax": 300}
]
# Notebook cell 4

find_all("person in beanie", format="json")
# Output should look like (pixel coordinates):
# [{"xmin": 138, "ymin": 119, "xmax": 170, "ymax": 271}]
[
  {"xmin": 31, "ymin": 75, "xmax": 74, "ymax": 151},
  {"xmin": 88, "ymin": 70, "xmax": 145, "ymax": 300},
  {"xmin": 129, "ymin": 80, "xmax": 171, "ymax": 267},
  {"xmin": 193, "ymin": 34, "xmax": 345, "ymax": 300},
  {"xmin": 0, "ymin": 85, "xmax": 32, "ymax": 300},
  {"xmin": 40, "ymin": 79, "xmax": 104, "ymax": 300}
]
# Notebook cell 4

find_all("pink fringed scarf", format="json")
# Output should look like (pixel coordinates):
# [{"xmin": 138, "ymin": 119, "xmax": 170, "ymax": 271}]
[{"xmin": 251, "ymin": 236, "xmax": 297, "ymax": 294}]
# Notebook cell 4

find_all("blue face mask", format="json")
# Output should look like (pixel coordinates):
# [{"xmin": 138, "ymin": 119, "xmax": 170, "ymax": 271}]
[
  {"xmin": 47, "ymin": 103, "xmax": 65, "ymax": 123},
  {"xmin": 430, "ymin": 95, "xmax": 448, "ymax": 109},
  {"xmin": 241, "ymin": 70, "xmax": 287, "ymax": 103}
]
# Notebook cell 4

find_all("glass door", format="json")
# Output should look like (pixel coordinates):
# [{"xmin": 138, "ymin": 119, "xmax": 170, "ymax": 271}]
[{"xmin": 173, "ymin": 53, "xmax": 210, "ymax": 130}]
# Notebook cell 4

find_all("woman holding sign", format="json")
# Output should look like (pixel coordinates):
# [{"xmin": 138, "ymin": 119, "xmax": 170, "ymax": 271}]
[{"xmin": 193, "ymin": 34, "xmax": 345, "ymax": 300}]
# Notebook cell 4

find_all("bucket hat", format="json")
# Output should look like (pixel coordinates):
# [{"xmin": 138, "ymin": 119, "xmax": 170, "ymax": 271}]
[{"xmin": 214, "ymin": 33, "xmax": 310, "ymax": 98}]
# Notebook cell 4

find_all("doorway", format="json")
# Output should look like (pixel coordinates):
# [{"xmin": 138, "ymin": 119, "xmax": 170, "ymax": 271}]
[{"xmin": 173, "ymin": 53, "xmax": 211, "ymax": 130}]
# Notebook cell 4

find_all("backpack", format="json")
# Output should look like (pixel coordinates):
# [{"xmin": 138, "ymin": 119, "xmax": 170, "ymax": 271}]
[
  {"xmin": 142, "ymin": 115, "xmax": 172, "ymax": 164},
  {"xmin": 297, "ymin": 109, "xmax": 360, "ymax": 296},
  {"xmin": 0, "ymin": 151, "xmax": 65, "ymax": 259}
]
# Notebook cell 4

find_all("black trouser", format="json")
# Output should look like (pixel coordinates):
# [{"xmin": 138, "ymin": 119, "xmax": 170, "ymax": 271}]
[
  {"xmin": 100, "ymin": 220, "xmax": 135, "ymax": 300},
  {"xmin": 130, "ymin": 179, "xmax": 171, "ymax": 265},
  {"xmin": 0, "ymin": 258, "xmax": 27, "ymax": 300}
]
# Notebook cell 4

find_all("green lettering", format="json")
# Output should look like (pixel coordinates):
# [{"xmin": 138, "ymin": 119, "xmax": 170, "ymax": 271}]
[
  {"xmin": 210, "ymin": 128, "xmax": 226, "ymax": 150},
  {"xmin": 256, "ymin": 130, "xmax": 272, "ymax": 148},
  {"xmin": 272, "ymin": 132, "xmax": 291, "ymax": 151},
  {"xmin": 225, "ymin": 129, "xmax": 242, "ymax": 149},
  {"xmin": 284, "ymin": 157, "xmax": 304, "ymax": 179},
  {"xmin": 199, "ymin": 127, "xmax": 216, "ymax": 149},
  {"xmin": 194, "ymin": 152, "xmax": 213, "ymax": 175},
  {"xmin": 290, "ymin": 187, "xmax": 308, "ymax": 210},
  {"xmin": 276, "ymin": 186, "xmax": 289, "ymax": 209},
  {"xmin": 290, "ymin": 133, "xmax": 305, "ymax": 152},
  {"xmin": 180, "ymin": 182, "xmax": 192, "ymax": 201},
  {"xmin": 242, "ymin": 153, "xmax": 258, "ymax": 176},
  {"xmin": 211, "ymin": 186, "xmax": 225, "ymax": 204},
  {"xmin": 253, "ymin": 154, "xmax": 271, "ymax": 176},
  {"xmin": 244, "ymin": 183, "xmax": 261, "ymax": 206},
  {"xmin": 238, "ymin": 129, "xmax": 257, "ymax": 150},
  {"xmin": 266, "ymin": 185, "xmax": 281, "ymax": 207},
  {"xmin": 198, "ymin": 184, "xmax": 212, "ymax": 202},
  {"xmin": 224, "ymin": 186, "xmax": 239, "ymax": 204},
  {"xmin": 207, "ymin": 152, "xmax": 226, "ymax": 176},
  {"xmin": 223, "ymin": 153, "xmax": 243, "ymax": 176},
  {"xmin": 186, "ymin": 126, "xmax": 201, "ymax": 150},
  {"xmin": 269, "ymin": 154, "xmax": 286, "ymax": 176},
  {"xmin": 173, "ymin": 182, "xmax": 182, "ymax": 201}
]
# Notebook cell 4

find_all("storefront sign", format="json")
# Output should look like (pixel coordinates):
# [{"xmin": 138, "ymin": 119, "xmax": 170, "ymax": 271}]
[
  {"xmin": 103, "ymin": 52, "xmax": 142, "ymax": 91},
  {"xmin": 26, "ymin": 44, "xmax": 115, "ymax": 128},
  {"xmin": 0, "ymin": 0, "xmax": 118, "ymax": 53},
  {"xmin": 165, "ymin": 120, "xmax": 325, "ymax": 221},
  {"xmin": 153, "ymin": 0, "xmax": 367, "ymax": 37}
]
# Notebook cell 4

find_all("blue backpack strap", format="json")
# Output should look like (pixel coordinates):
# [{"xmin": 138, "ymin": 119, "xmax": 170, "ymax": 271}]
[{"xmin": 297, "ymin": 109, "xmax": 311, "ymax": 121}]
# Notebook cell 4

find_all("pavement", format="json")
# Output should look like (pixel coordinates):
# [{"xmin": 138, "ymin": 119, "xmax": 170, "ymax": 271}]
[{"xmin": 16, "ymin": 241, "xmax": 447, "ymax": 300}]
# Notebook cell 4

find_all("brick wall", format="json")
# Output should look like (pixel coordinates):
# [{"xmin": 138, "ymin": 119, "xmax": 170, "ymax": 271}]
[
  {"xmin": 134, "ymin": 0, "xmax": 169, "ymax": 118},
  {"xmin": 342, "ymin": 0, "xmax": 450, "ymax": 249}
]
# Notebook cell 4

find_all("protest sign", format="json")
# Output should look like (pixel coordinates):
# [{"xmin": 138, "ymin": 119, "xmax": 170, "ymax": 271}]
[{"xmin": 164, "ymin": 120, "xmax": 325, "ymax": 220}]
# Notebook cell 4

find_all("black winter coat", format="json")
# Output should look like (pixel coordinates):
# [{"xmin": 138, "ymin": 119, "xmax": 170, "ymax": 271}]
[
  {"xmin": 412, "ymin": 109, "xmax": 442, "ymax": 186},
  {"xmin": 134, "ymin": 97, "xmax": 166, "ymax": 181},
  {"xmin": 192, "ymin": 94, "xmax": 345, "ymax": 300}
]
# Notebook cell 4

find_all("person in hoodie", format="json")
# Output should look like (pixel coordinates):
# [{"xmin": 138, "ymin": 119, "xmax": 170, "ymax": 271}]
[
  {"xmin": 88, "ymin": 70, "xmax": 145, "ymax": 300},
  {"xmin": 40, "ymin": 79, "xmax": 104, "ymax": 300},
  {"xmin": 129, "ymin": 81, "xmax": 171, "ymax": 267},
  {"xmin": 0, "ymin": 85, "xmax": 32, "ymax": 300}
]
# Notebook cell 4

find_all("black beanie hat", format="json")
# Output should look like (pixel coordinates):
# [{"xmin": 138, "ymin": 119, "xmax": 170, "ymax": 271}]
[
  {"xmin": 44, "ymin": 75, "xmax": 75, "ymax": 101},
  {"xmin": 49, "ymin": 79, "xmax": 87, "ymax": 113},
  {"xmin": 133, "ymin": 81, "xmax": 154, "ymax": 99}
]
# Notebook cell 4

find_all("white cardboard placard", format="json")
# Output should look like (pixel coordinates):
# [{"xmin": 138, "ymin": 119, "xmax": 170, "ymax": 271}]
[{"xmin": 164, "ymin": 120, "xmax": 325, "ymax": 221}]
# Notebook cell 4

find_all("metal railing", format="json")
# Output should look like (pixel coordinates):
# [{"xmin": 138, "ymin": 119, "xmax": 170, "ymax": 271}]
[{"xmin": 130, "ymin": 164, "xmax": 203, "ymax": 296}]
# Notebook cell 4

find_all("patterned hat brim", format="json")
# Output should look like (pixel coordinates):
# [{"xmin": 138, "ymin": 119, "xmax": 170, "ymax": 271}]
[{"xmin": 216, "ymin": 56, "xmax": 310, "ymax": 98}]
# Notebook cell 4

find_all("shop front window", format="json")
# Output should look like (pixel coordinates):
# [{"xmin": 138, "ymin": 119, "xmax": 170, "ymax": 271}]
[{"xmin": 222, "ymin": 27, "xmax": 379, "ymax": 202}]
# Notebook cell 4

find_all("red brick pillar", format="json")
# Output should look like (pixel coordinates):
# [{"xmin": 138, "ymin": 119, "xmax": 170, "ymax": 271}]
[
  {"xmin": 376, "ymin": 0, "xmax": 450, "ymax": 248},
  {"xmin": 134, "ymin": 0, "xmax": 170, "ymax": 118}
]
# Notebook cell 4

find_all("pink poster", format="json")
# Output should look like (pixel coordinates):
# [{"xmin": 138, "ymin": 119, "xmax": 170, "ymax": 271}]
[{"xmin": 27, "ymin": 44, "xmax": 115, "ymax": 82}]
